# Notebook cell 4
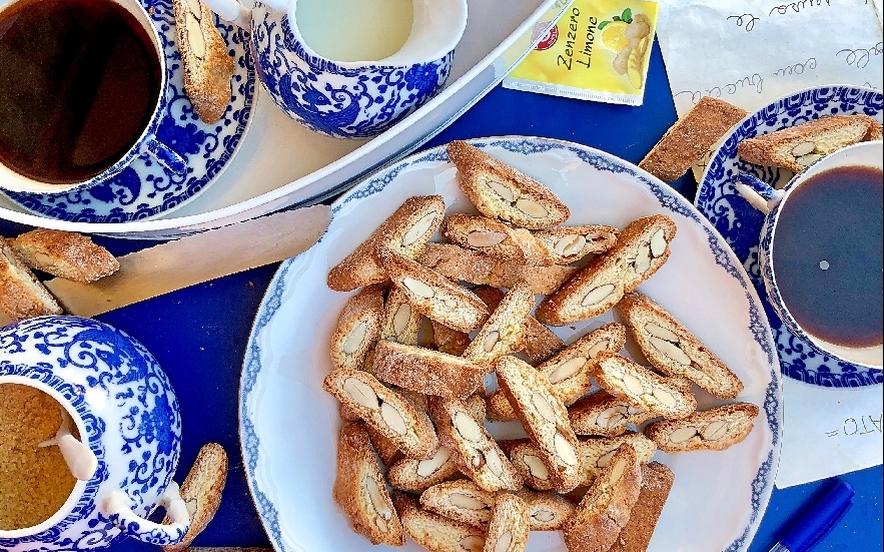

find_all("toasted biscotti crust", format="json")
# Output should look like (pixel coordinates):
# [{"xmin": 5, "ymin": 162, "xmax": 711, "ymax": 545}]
[
  {"xmin": 577, "ymin": 433, "xmax": 658, "ymax": 485},
  {"xmin": 10, "ymin": 229, "xmax": 119, "ymax": 283},
  {"xmin": 327, "ymin": 195, "xmax": 446, "ymax": 292},
  {"xmin": 608, "ymin": 462, "xmax": 675, "ymax": 552},
  {"xmin": 380, "ymin": 248, "xmax": 490, "ymax": 334},
  {"xmin": 333, "ymin": 423, "xmax": 405, "ymax": 546},
  {"xmin": 1, "ymin": 238, "xmax": 63, "ymax": 321},
  {"xmin": 387, "ymin": 445, "xmax": 460, "ymax": 493},
  {"xmin": 172, "ymin": 0, "xmax": 235, "ymax": 123},
  {"xmin": 644, "ymin": 402, "xmax": 760, "ymax": 453},
  {"xmin": 857, "ymin": 114, "xmax": 883, "ymax": 140},
  {"xmin": 483, "ymin": 493, "xmax": 530, "ymax": 552},
  {"xmin": 562, "ymin": 444, "xmax": 643, "ymax": 552},
  {"xmin": 323, "ymin": 368, "xmax": 439, "ymax": 459},
  {"xmin": 532, "ymin": 224, "xmax": 620, "ymax": 265},
  {"xmin": 494, "ymin": 355, "xmax": 582, "ymax": 493},
  {"xmin": 420, "ymin": 480, "xmax": 497, "ymax": 528},
  {"xmin": 514, "ymin": 488, "xmax": 575, "ymax": 531},
  {"xmin": 329, "ymin": 284, "xmax": 385, "ymax": 372},
  {"xmin": 591, "ymin": 352, "xmax": 697, "ymax": 420},
  {"xmin": 447, "ymin": 140, "xmax": 570, "ymax": 230},
  {"xmin": 535, "ymin": 215, "xmax": 677, "ymax": 326},
  {"xmin": 442, "ymin": 213, "xmax": 555, "ymax": 266},
  {"xmin": 394, "ymin": 492, "xmax": 487, "ymax": 552},
  {"xmin": 616, "ymin": 291, "xmax": 744, "ymax": 399},
  {"xmin": 737, "ymin": 114, "xmax": 872, "ymax": 173},
  {"xmin": 639, "ymin": 96, "xmax": 748, "ymax": 181},
  {"xmin": 569, "ymin": 391, "xmax": 655, "ymax": 437},
  {"xmin": 463, "ymin": 281, "xmax": 534, "ymax": 365},
  {"xmin": 373, "ymin": 340, "xmax": 488, "ymax": 399}
]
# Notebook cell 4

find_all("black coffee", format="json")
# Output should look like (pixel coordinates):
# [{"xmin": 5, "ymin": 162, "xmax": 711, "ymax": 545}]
[
  {"xmin": 0, "ymin": 0, "xmax": 162, "ymax": 184},
  {"xmin": 772, "ymin": 165, "xmax": 883, "ymax": 349}
]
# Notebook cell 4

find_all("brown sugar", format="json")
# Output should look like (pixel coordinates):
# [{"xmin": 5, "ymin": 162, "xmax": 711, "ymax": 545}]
[{"xmin": 0, "ymin": 383, "xmax": 79, "ymax": 530}]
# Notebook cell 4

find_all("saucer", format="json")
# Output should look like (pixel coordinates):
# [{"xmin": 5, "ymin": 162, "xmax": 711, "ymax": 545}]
[
  {"xmin": 0, "ymin": 0, "xmax": 256, "ymax": 223},
  {"xmin": 695, "ymin": 85, "xmax": 883, "ymax": 388}
]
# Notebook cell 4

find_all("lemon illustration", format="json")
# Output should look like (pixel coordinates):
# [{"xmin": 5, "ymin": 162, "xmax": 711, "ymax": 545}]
[{"xmin": 600, "ymin": 20, "xmax": 630, "ymax": 52}]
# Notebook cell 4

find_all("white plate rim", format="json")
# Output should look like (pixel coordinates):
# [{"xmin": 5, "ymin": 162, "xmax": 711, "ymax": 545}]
[{"xmin": 240, "ymin": 135, "xmax": 784, "ymax": 552}]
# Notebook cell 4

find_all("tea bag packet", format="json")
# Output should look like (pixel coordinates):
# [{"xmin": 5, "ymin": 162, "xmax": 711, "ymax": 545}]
[{"xmin": 503, "ymin": 0, "xmax": 659, "ymax": 106}]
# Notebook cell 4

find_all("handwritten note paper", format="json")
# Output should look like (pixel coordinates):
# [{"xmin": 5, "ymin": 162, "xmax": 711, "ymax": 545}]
[{"xmin": 656, "ymin": 0, "xmax": 883, "ymax": 117}]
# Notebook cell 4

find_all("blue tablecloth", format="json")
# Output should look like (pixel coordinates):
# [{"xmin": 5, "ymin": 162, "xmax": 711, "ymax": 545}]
[{"xmin": 1, "ymin": 37, "xmax": 881, "ymax": 552}]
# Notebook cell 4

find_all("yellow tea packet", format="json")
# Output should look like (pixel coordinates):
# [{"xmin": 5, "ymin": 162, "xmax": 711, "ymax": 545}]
[{"xmin": 504, "ymin": 0, "xmax": 659, "ymax": 106}]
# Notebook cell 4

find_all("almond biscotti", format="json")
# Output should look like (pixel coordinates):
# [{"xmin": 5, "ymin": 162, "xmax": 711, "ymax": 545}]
[
  {"xmin": 608, "ymin": 462, "xmax": 675, "ymax": 552},
  {"xmin": 562, "ymin": 444, "xmax": 643, "ymax": 552},
  {"xmin": 428, "ymin": 397, "xmax": 523, "ymax": 493},
  {"xmin": 442, "ymin": 213, "xmax": 554, "ymax": 266},
  {"xmin": 577, "ymin": 433, "xmax": 657, "ymax": 485},
  {"xmin": 616, "ymin": 291, "xmax": 744, "ymax": 400},
  {"xmin": 535, "ymin": 215, "xmax": 677, "ymax": 326},
  {"xmin": 419, "ymin": 480, "xmax": 497, "ymax": 528},
  {"xmin": 591, "ymin": 353, "xmax": 697, "ymax": 420},
  {"xmin": 394, "ymin": 492, "xmax": 487, "ymax": 552},
  {"xmin": 494, "ymin": 355, "xmax": 582, "ymax": 493},
  {"xmin": 380, "ymin": 248, "xmax": 489, "ymax": 333},
  {"xmin": 333, "ymin": 423, "xmax": 405, "ymax": 546},
  {"xmin": 569, "ymin": 391, "xmax": 655, "ymax": 437},
  {"xmin": 483, "ymin": 493, "xmax": 530, "ymax": 552},
  {"xmin": 737, "ymin": 114, "xmax": 872, "ymax": 173},
  {"xmin": 532, "ymin": 224, "xmax": 620, "ymax": 265},
  {"xmin": 638, "ymin": 96, "xmax": 748, "ymax": 182},
  {"xmin": 387, "ymin": 445, "xmax": 460, "ymax": 493},
  {"xmin": 373, "ymin": 341, "xmax": 488, "ymax": 400},
  {"xmin": 463, "ymin": 281, "xmax": 534, "ymax": 366},
  {"xmin": 644, "ymin": 402, "xmax": 760, "ymax": 453},
  {"xmin": 447, "ymin": 140, "xmax": 570, "ymax": 230},
  {"xmin": 327, "ymin": 195, "xmax": 446, "ymax": 292},
  {"xmin": 380, "ymin": 285, "xmax": 422, "ymax": 345},
  {"xmin": 329, "ymin": 284, "xmax": 385, "ymax": 372},
  {"xmin": 514, "ymin": 488, "xmax": 575, "ymax": 531},
  {"xmin": 10, "ymin": 229, "xmax": 119, "ymax": 283},
  {"xmin": 323, "ymin": 368, "xmax": 439, "ymax": 459},
  {"xmin": 1, "ymin": 238, "xmax": 63, "ymax": 321}
]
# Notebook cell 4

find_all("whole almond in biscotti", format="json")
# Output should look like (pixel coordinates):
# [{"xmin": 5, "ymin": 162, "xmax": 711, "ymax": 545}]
[
  {"xmin": 373, "ymin": 340, "xmax": 488, "ymax": 400},
  {"xmin": 394, "ymin": 492, "xmax": 487, "ymax": 552},
  {"xmin": 327, "ymin": 195, "xmax": 446, "ymax": 292},
  {"xmin": 442, "ymin": 213, "xmax": 555, "ymax": 266},
  {"xmin": 591, "ymin": 352, "xmax": 697, "ymax": 420},
  {"xmin": 329, "ymin": 284, "xmax": 385, "ymax": 372},
  {"xmin": 482, "ymin": 493, "xmax": 530, "ymax": 552},
  {"xmin": 577, "ymin": 432, "xmax": 657, "ymax": 485},
  {"xmin": 532, "ymin": 224, "xmax": 620, "ymax": 265},
  {"xmin": 514, "ymin": 488, "xmax": 575, "ymax": 531},
  {"xmin": 172, "ymin": 0, "xmax": 235, "ymax": 123},
  {"xmin": 644, "ymin": 402, "xmax": 760, "ymax": 453},
  {"xmin": 535, "ymin": 214, "xmax": 677, "ymax": 326},
  {"xmin": 568, "ymin": 390, "xmax": 655, "ymax": 437},
  {"xmin": 616, "ymin": 291, "xmax": 744, "ymax": 400},
  {"xmin": 447, "ymin": 140, "xmax": 570, "ymax": 230},
  {"xmin": 485, "ymin": 323, "xmax": 627, "ymax": 422},
  {"xmin": 428, "ymin": 397, "xmax": 523, "ymax": 493},
  {"xmin": 379, "ymin": 247, "xmax": 490, "ymax": 334},
  {"xmin": 332, "ymin": 422, "xmax": 405, "ymax": 546},
  {"xmin": 387, "ymin": 445, "xmax": 461, "ymax": 493},
  {"xmin": 463, "ymin": 281, "xmax": 535, "ymax": 366},
  {"xmin": 607, "ymin": 461, "xmax": 675, "ymax": 552},
  {"xmin": 494, "ymin": 355, "xmax": 582, "ymax": 493},
  {"xmin": 419, "ymin": 480, "xmax": 498, "ymax": 528},
  {"xmin": 562, "ymin": 444, "xmax": 643, "ymax": 552},
  {"xmin": 380, "ymin": 285, "xmax": 422, "ymax": 346},
  {"xmin": 322, "ymin": 368, "xmax": 439, "ymax": 459}
]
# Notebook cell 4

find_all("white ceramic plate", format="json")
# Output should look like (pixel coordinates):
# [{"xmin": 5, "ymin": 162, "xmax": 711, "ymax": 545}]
[
  {"xmin": 0, "ymin": 0, "xmax": 569, "ymax": 238},
  {"xmin": 241, "ymin": 136, "xmax": 782, "ymax": 552},
  {"xmin": 695, "ymin": 85, "xmax": 883, "ymax": 388}
]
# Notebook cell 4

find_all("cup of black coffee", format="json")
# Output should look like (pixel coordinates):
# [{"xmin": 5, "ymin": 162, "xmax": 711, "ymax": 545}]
[
  {"xmin": 0, "ymin": 0, "xmax": 185, "ymax": 193},
  {"xmin": 737, "ymin": 140, "xmax": 883, "ymax": 369}
]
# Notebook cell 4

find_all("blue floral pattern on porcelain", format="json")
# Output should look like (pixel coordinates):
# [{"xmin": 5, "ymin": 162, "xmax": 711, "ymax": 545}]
[
  {"xmin": 249, "ymin": 3, "xmax": 454, "ymax": 139},
  {"xmin": 696, "ymin": 85, "xmax": 883, "ymax": 388},
  {"xmin": 0, "ymin": 0, "xmax": 255, "ymax": 223},
  {"xmin": 0, "ymin": 316, "xmax": 184, "ymax": 551}
]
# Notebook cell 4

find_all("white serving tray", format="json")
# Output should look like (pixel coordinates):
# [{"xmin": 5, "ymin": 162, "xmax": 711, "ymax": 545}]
[{"xmin": 0, "ymin": 0, "xmax": 569, "ymax": 239}]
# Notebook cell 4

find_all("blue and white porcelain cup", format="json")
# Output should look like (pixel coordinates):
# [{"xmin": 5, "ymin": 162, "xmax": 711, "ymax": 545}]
[
  {"xmin": 736, "ymin": 140, "xmax": 883, "ymax": 369},
  {"xmin": 201, "ymin": 0, "xmax": 467, "ymax": 139},
  {"xmin": 0, "ymin": 0, "xmax": 186, "ymax": 195},
  {"xmin": 0, "ymin": 316, "xmax": 191, "ymax": 551}
]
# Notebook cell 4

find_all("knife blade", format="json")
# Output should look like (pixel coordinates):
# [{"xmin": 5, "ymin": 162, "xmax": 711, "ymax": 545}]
[{"xmin": 36, "ymin": 204, "xmax": 330, "ymax": 318}]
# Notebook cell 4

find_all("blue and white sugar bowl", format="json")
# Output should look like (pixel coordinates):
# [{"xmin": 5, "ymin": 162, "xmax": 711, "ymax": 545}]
[
  {"xmin": 202, "ymin": 0, "xmax": 468, "ymax": 138},
  {"xmin": 0, "ymin": 316, "xmax": 190, "ymax": 551}
]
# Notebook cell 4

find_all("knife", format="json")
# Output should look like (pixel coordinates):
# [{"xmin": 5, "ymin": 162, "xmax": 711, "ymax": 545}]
[{"xmin": 14, "ymin": 204, "xmax": 330, "ymax": 319}]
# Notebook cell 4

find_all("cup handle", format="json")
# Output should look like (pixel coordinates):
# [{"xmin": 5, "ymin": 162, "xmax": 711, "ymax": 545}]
[
  {"xmin": 102, "ymin": 482, "xmax": 191, "ymax": 546},
  {"xmin": 142, "ymin": 135, "xmax": 188, "ymax": 175},
  {"xmin": 734, "ymin": 173, "xmax": 784, "ymax": 215}
]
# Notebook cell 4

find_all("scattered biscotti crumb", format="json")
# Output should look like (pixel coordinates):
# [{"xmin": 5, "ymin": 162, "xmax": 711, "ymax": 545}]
[{"xmin": 639, "ymin": 96, "xmax": 747, "ymax": 181}]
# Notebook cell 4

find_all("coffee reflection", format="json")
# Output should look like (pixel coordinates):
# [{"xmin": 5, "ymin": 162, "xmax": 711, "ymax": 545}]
[{"xmin": 0, "ymin": 0, "xmax": 162, "ymax": 184}]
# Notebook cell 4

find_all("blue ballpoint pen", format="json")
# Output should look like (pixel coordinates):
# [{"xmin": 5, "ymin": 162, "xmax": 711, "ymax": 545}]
[{"xmin": 767, "ymin": 479, "xmax": 855, "ymax": 552}]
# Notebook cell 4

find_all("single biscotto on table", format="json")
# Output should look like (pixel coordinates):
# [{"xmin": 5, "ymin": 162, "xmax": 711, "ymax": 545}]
[{"xmin": 10, "ymin": 229, "xmax": 119, "ymax": 283}]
